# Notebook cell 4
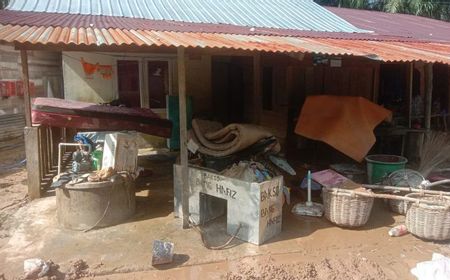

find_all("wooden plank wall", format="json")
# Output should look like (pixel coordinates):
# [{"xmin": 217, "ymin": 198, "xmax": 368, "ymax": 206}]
[{"xmin": 0, "ymin": 45, "xmax": 62, "ymax": 148}]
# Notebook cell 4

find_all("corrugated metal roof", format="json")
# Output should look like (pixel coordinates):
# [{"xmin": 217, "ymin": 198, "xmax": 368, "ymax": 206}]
[
  {"xmin": 6, "ymin": 0, "xmax": 367, "ymax": 33},
  {"xmin": 1, "ymin": 23, "xmax": 449, "ymax": 65},
  {"xmin": 0, "ymin": 10, "xmax": 414, "ymax": 42},
  {"xmin": 327, "ymin": 7, "xmax": 450, "ymax": 43}
]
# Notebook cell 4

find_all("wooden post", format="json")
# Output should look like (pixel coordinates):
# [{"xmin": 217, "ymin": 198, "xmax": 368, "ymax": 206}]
[
  {"xmin": 24, "ymin": 126, "xmax": 41, "ymax": 199},
  {"xmin": 425, "ymin": 63, "xmax": 433, "ymax": 130},
  {"xmin": 21, "ymin": 49, "xmax": 42, "ymax": 199},
  {"xmin": 372, "ymin": 63, "xmax": 380, "ymax": 103},
  {"xmin": 253, "ymin": 53, "xmax": 262, "ymax": 124},
  {"xmin": 406, "ymin": 62, "xmax": 414, "ymax": 128},
  {"xmin": 177, "ymin": 46, "xmax": 189, "ymax": 229},
  {"xmin": 20, "ymin": 50, "xmax": 32, "ymax": 127}
]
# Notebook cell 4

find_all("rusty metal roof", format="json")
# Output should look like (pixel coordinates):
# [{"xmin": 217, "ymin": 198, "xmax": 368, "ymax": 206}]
[
  {"xmin": 0, "ymin": 10, "xmax": 409, "ymax": 41},
  {"xmin": 6, "ymin": 0, "xmax": 366, "ymax": 33},
  {"xmin": 327, "ymin": 7, "xmax": 450, "ymax": 43},
  {"xmin": 1, "ymin": 22, "xmax": 449, "ymax": 65}
]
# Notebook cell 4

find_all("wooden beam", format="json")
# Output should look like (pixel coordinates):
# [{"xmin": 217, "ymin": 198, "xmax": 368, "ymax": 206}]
[
  {"xmin": 15, "ymin": 42, "xmax": 177, "ymax": 54},
  {"xmin": 425, "ymin": 63, "xmax": 433, "ymax": 130},
  {"xmin": 177, "ymin": 46, "xmax": 190, "ymax": 229},
  {"xmin": 253, "ymin": 52, "xmax": 262, "ymax": 124},
  {"xmin": 20, "ymin": 50, "xmax": 32, "ymax": 127},
  {"xmin": 371, "ymin": 63, "xmax": 380, "ymax": 103},
  {"xmin": 407, "ymin": 62, "xmax": 414, "ymax": 128}
]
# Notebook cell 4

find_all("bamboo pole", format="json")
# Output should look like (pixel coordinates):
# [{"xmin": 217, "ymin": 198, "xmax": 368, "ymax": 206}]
[
  {"xmin": 177, "ymin": 46, "xmax": 190, "ymax": 229},
  {"xmin": 328, "ymin": 187, "xmax": 449, "ymax": 206},
  {"xmin": 363, "ymin": 181, "xmax": 450, "ymax": 196}
]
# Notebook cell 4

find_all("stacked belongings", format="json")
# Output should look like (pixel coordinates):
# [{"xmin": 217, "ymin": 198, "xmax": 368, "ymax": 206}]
[{"xmin": 188, "ymin": 119, "xmax": 287, "ymax": 181}]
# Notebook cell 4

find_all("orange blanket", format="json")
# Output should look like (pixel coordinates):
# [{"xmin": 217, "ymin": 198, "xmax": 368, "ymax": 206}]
[{"xmin": 295, "ymin": 95, "xmax": 392, "ymax": 162}]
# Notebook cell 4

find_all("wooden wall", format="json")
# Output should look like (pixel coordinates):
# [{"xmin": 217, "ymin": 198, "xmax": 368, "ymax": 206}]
[{"xmin": 0, "ymin": 45, "xmax": 62, "ymax": 145}]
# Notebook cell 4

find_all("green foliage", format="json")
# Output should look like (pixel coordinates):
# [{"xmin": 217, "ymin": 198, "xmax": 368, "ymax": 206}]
[
  {"xmin": 316, "ymin": 0, "xmax": 450, "ymax": 21},
  {"xmin": 0, "ymin": 0, "xmax": 9, "ymax": 9}
]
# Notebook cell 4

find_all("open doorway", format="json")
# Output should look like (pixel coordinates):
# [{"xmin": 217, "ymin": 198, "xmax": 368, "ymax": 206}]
[
  {"xmin": 211, "ymin": 56, "xmax": 251, "ymax": 124},
  {"xmin": 147, "ymin": 60, "xmax": 170, "ymax": 110}
]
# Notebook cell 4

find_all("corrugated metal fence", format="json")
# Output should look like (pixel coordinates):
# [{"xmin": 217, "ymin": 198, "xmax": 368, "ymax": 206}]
[{"xmin": 0, "ymin": 113, "xmax": 25, "ymax": 150}]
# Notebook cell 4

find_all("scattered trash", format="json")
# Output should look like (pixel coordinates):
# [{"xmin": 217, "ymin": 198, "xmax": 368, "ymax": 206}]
[
  {"xmin": 388, "ymin": 225, "xmax": 408, "ymax": 237},
  {"xmin": 152, "ymin": 240, "xmax": 174, "ymax": 265},
  {"xmin": 411, "ymin": 253, "xmax": 450, "ymax": 280},
  {"xmin": 23, "ymin": 258, "xmax": 50, "ymax": 279},
  {"xmin": 292, "ymin": 171, "xmax": 324, "ymax": 217},
  {"xmin": 221, "ymin": 161, "xmax": 274, "ymax": 183}
]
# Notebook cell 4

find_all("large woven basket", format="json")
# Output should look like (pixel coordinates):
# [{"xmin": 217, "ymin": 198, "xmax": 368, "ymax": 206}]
[
  {"xmin": 388, "ymin": 191, "xmax": 410, "ymax": 215},
  {"xmin": 322, "ymin": 188, "xmax": 374, "ymax": 227},
  {"xmin": 405, "ymin": 193, "xmax": 450, "ymax": 241}
]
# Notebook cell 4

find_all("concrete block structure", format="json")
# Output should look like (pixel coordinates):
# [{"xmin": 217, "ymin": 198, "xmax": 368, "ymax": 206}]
[{"xmin": 174, "ymin": 164, "xmax": 283, "ymax": 245}]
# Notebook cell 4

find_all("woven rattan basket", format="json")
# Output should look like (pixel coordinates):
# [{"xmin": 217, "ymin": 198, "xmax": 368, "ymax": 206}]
[
  {"xmin": 323, "ymin": 188, "xmax": 374, "ymax": 227},
  {"xmin": 405, "ymin": 193, "xmax": 450, "ymax": 241},
  {"xmin": 388, "ymin": 191, "xmax": 410, "ymax": 215}
]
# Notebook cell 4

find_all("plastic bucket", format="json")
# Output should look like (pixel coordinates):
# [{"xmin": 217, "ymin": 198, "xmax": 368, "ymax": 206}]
[{"xmin": 365, "ymin": 154, "xmax": 408, "ymax": 184}]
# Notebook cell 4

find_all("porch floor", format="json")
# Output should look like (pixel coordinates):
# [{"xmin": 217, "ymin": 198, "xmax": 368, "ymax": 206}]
[{"xmin": 0, "ymin": 153, "xmax": 449, "ymax": 279}]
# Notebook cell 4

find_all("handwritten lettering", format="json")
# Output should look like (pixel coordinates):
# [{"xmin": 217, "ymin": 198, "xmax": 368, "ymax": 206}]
[
  {"xmin": 261, "ymin": 185, "xmax": 280, "ymax": 202},
  {"xmin": 216, "ymin": 184, "xmax": 237, "ymax": 199},
  {"xmin": 260, "ymin": 205, "xmax": 276, "ymax": 218},
  {"xmin": 266, "ymin": 215, "xmax": 282, "ymax": 227}
]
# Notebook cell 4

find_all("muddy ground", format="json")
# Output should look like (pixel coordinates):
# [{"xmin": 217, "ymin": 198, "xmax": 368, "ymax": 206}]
[{"xmin": 0, "ymin": 145, "xmax": 449, "ymax": 279}]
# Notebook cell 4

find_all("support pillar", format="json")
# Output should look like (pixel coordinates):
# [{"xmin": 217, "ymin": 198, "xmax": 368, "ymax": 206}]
[
  {"xmin": 177, "ymin": 46, "xmax": 189, "ymax": 228},
  {"xmin": 425, "ymin": 63, "xmax": 433, "ymax": 130},
  {"xmin": 21, "ymin": 49, "xmax": 42, "ymax": 199}
]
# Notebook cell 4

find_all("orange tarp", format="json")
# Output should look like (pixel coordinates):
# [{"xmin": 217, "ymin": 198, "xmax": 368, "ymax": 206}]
[{"xmin": 295, "ymin": 95, "xmax": 392, "ymax": 162}]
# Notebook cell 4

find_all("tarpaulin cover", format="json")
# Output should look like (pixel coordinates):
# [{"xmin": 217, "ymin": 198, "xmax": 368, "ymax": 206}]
[
  {"xmin": 32, "ymin": 97, "xmax": 172, "ymax": 138},
  {"xmin": 295, "ymin": 95, "xmax": 392, "ymax": 162}
]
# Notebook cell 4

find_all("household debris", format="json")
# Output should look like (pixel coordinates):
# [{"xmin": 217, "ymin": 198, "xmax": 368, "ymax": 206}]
[
  {"xmin": 388, "ymin": 225, "xmax": 408, "ymax": 237},
  {"xmin": 189, "ymin": 119, "xmax": 280, "ymax": 158},
  {"xmin": 295, "ymin": 95, "xmax": 392, "ymax": 162},
  {"xmin": 411, "ymin": 253, "xmax": 450, "ymax": 280},
  {"xmin": 23, "ymin": 259, "xmax": 50, "ymax": 279},
  {"xmin": 385, "ymin": 169, "xmax": 427, "ymax": 189},
  {"xmin": 23, "ymin": 259, "xmax": 60, "ymax": 280},
  {"xmin": 269, "ymin": 155, "xmax": 296, "ymax": 176},
  {"xmin": 87, "ymin": 167, "xmax": 117, "ymax": 182},
  {"xmin": 221, "ymin": 161, "xmax": 274, "ymax": 183},
  {"xmin": 152, "ymin": 240, "xmax": 175, "ymax": 265},
  {"xmin": 365, "ymin": 154, "xmax": 408, "ymax": 184},
  {"xmin": 292, "ymin": 171, "xmax": 323, "ymax": 217},
  {"xmin": 32, "ymin": 97, "xmax": 172, "ymax": 138}
]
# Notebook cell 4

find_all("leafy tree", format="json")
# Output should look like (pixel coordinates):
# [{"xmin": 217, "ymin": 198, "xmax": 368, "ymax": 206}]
[
  {"xmin": 316, "ymin": 0, "xmax": 450, "ymax": 21},
  {"xmin": 0, "ymin": 0, "xmax": 9, "ymax": 9}
]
